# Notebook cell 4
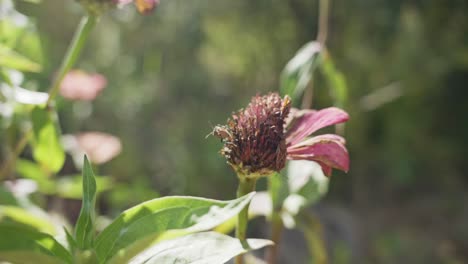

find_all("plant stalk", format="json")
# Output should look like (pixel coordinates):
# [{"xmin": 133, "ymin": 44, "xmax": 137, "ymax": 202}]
[
  {"xmin": 46, "ymin": 15, "xmax": 97, "ymax": 106},
  {"xmin": 266, "ymin": 212, "xmax": 284, "ymax": 264},
  {"xmin": 235, "ymin": 177, "xmax": 257, "ymax": 264},
  {"xmin": 0, "ymin": 15, "xmax": 97, "ymax": 180}
]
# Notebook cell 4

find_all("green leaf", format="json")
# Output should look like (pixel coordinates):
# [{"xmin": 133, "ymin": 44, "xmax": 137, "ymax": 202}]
[
  {"xmin": 128, "ymin": 232, "xmax": 273, "ymax": 264},
  {"xmin": 31, "ymin": 107, "xmax": 65, "ymax": 173},
  {"xmin": 0, "ymin": 12, "xmax": 43, "ymax": 66},
  {"xmin": 0, "ymin": 186, "xmax": 19, "ymax": 206},
  {"xmin": 279, "ymin": 160, "xmax": 329, "ymax": 228},
  {"xmin": 15, "ymin": 160, "xmax": 113, "ymax": 198},
  {"xmin": 297, "ymin": 212, "xmax": 328, "ymax": 264},
  {"xmin": 54, "ymin": 174, "xmax": 113, "ymax": 199},
  {"xmin": 0, "ymin": 44, "xmax": 41, "ymax": 72},
  {"xmin": 319, "ymin": 52, "xmax": 348, "ymax": 108},
  {"xmin": 268, "ymin": 172, "xmax": 289, "ymax": 212},
  {"xmin": 75, "ymin": 156, "xmax": 97, "ymax": 249},
  {"xmin": 280, "ymin": 41, "xmax": 322, "ymax": 101},
  {"xmin": 95, "ymin": 192, "xmax": 256, "ymax": 263},
  {"xmin": 0, "ymin": 205, "xmax": 57, "ymax": 235},
  {"xmin": 0, "ymin": 223, "xmax": 72, "ymax": 264}
]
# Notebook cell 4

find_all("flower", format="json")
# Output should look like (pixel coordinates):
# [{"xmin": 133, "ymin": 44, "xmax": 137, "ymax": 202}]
[
  {"xmin": 213, "ymin": 92, "xmax": 349, "ymax": 178},
  {"xmin": 76, "ymin": 0, "xmax": 159, "ymax": 15},
  {"xmin": 60, "ymin": 70, "xmax": 107, "ymax": 101}
]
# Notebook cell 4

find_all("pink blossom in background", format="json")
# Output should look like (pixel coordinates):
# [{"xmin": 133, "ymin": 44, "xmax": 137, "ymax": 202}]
[
  {"xmin": 59, "ymin": 70, "xmax": 107, "ymax": 101},
  {"xmin": 76, "ymin": 132, "xmax": 122, "ymax": 164}
]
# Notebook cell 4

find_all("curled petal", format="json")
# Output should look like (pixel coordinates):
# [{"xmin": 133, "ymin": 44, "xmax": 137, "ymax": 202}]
[
  {"xmin": 285, "ymin": 107, "xmax": 349, "ymax": 146},
  {"xmin": 287, "ymin": 136, "xmax": 349, "ymax": 176},
  {"xmin": 290, "ymin": 134, "xmax": 345, "ymax": 149}
]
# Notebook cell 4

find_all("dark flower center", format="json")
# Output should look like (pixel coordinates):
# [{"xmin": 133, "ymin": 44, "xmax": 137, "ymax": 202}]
[{"xmin": 214, "ymin": 93, "xmax": 291, "ymax": 177}]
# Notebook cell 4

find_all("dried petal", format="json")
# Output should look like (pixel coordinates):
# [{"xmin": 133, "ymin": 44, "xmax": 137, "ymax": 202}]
[
  {"xmin": 287, "ymin": 135, "xmax": 349, "ymax": 176},
  {"xmin": 286, "ymin": 107, "xmax": 349, "ymax": 146}
]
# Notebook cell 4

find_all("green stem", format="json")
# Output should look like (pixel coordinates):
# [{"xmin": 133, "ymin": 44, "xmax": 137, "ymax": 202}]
[
  {"xmin": 235, "ymin": 177, "xmax": 257, "ymax": 264},
  {"xmin": 0, "ymin": 15, "xmax": 97, "ymax": 180},
  {"xmin": 46, "ymin": 15, "xmax": 97, "ymax": 106},
  {"xmin": 266, "ymin": 212, "xmax": 283, "ymax": 264}
]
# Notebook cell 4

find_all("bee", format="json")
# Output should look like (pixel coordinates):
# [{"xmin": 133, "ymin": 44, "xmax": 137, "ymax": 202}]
[{"xmin": 206, "ymin": 125, "xmax": 233, "ymax": 141}]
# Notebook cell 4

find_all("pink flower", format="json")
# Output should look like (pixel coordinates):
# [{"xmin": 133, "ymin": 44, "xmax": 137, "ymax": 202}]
[
  {"xmin": 60, "ymin": 70, "xmax": 107, "ymax": 101},
  {"xmin": 285, "ymin": 107, "xmax": 349, "ymax": 176},
  {"xmin": 213, "ymin": 93, "xmax": 349, "ymax": 177}
]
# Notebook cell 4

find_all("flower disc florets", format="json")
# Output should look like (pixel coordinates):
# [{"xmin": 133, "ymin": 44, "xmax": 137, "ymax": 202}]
[{"xmin": 214, "ymin": 93, "xmax": 291, "ymax": 178}]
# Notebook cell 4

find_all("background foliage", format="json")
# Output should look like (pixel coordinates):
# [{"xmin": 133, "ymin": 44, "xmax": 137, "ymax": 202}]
[{"xmin": 2, "ymin": 0, "xmax": 468, "ymax": 263}]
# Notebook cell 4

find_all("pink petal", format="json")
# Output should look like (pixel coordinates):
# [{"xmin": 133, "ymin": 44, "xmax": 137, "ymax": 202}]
[
  {"xmin": 285, "ymin": 107, "xmax": 349, "ymax": 146},
  {"xmin": 291, "ymin": 134, "xmax": 345, "ymax": 149},
  {"xmin": 76, "ymin": 132, "xmax": 122, "ymax": 164},
  {"xmin": 60, "ymin": 70, "xmax": 107, "ymax": 101},
  {"xmin": 287, "ymin": 136, "xmax": 349, "ymax": 175}
]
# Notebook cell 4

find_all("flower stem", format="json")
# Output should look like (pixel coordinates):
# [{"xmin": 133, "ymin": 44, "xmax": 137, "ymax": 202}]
[
  {"xmin": 0, "ymin": 15, "xmax": 97, "ymax": 180},
  {"xmin": 266, "ymin": 212, "xmax": 283, "ymax": 264},
  {"xmin": 46, "ymin": 15, "xmax": 97, "ymax": 106},
  {"xmin": 235, "ymin": 177, "xmax": 257, "ymax": 264}
]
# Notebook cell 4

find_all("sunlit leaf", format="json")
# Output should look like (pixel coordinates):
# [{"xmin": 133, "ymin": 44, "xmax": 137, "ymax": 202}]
[
  {"xmin": 280, "ymin": 41, "xmax": 321, "ymax": 101},
  {"xmin": 0, "ymin": 85, "xmax": 49, "ymax": 105},
  {"xmin": 95, "ymin": 192, "xmax": 256, "ymax": 263},
  {"xmin": 31, "ymin": 107, "xmax": 65, "ymax": 173},
  {"xmin": 0, "ymin": 10, "xmax": 43, "ymax": 65},
  {"xmin": 0, "ymin": 205, "xmax": 57, "ymax": 235},
  {"xmin": 0, "ymin": 223, "xmax": 72, "ymax": 264},
  {"xmin": 129, "ymin": 232, "xmax": 272, "ymax": 264},
  {"xmin": 75, "ymin": 156, "xmax": 97, "ymax": 249},
  {"xmin": 0, "ymin": 44, "xmax": 41, "ymax": 72}
]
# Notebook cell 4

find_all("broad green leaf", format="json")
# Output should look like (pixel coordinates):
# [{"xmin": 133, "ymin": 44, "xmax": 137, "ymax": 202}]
[
  {"xmin": 0, "ymin": 251, "xmax": 66, "ymax": 264},
  {"xmin": 215, "ymin": 192, "xmax": 272, "ymax": 235},
  {"xmin": 95, "ymin": 192, "xmax": 256, "ymax": 263},
  {"xmin": 0, "ymin": 186, "xmax": 19, "ymax": 206},
  {"xmin": 0, "ymin": 44, "xmax": 41, "ymax": 72},
  {"xmin": 31, "ymin": 107, "xmax": 65, "ymax": 173},
  {"xmin": 75, "ymin": 156, "xmax": 97, "ymax": 249},
  {"xmin": 129, "ymin": 232, "xmax": 273, "ymax": 264},
  {"xmin": 16, "ymin": 158, "xmax": 50, "ymax": 181},
  {"xmin": 319, "ymin": 52, "xmax": 348, "ymax": 108},
  {"xmin": 0, "ymin": 223, "xmax": 72, "ymax": 263},
  {"xmin": 280, "ymin": 41, "xmax": 321, "ymax": 101},
  {"xmin": 0, "ymin": 7, "xmax": 43, "ymax": 65},
  {"xmin": 0, "ymin": 205, "xmax": 57, "ymax": 234},
  {"xmin": 279, "ymin": 160, "xmax": 329, "ymax": 228},
  {"xmin": 287, "ymin": 160, "xmax": 329, "ymax": 206}
]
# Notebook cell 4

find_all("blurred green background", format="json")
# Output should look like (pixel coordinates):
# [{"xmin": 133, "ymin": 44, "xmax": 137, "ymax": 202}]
[{"xmin": 6, "ymin": 0, "xmax": 468, "ymax": 263}]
